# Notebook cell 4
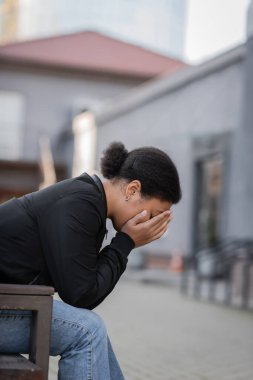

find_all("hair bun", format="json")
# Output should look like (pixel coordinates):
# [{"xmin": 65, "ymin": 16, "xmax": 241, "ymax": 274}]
[{"xmin": 100, "ymin": 141, "xmax": 128, "ymax": 179}]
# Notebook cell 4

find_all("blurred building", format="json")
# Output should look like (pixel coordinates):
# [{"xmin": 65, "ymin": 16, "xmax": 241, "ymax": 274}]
[
  {"xmin": 0, "ymin": 31, "xmax": 185, "ymax": 201},
  {"xmin": 0, "ymin": 0, "xmax": 187, "ymax": 58},
  {"xmin": 94, "ymin": 2, "xmax": 253, "ymax": 257}
]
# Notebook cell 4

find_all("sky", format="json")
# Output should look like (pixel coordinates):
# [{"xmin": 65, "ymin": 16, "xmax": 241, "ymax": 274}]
[{"xmin": 185, "ymin": 0, "xmax": 251, "ymax": 63}]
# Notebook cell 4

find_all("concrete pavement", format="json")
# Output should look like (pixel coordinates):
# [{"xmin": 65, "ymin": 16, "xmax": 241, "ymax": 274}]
[{"xmin": 48, "ymin": 270, "xmax": 253, "ymax": 380}]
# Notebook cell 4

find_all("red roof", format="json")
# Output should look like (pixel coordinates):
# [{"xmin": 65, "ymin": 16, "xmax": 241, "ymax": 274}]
[{"xmin": 0, "ymin": 31, "xmax": 186, "ymax": 79}]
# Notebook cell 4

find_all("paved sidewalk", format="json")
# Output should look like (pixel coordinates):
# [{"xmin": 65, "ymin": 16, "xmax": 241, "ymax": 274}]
[{"xmin": 48, "ymin": 270, "xmax": 253, "ymax": 380}]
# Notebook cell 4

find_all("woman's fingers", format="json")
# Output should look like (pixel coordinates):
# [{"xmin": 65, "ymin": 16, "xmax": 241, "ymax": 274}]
[
  {"xmin": 121, "ymin": 208, "xmax": 173, "ymax": 248},
  {"xmin": 141, "ymin": 212, "xmax": 172, "ymax": 240},
  {"xmin": 153, "ymin": 215, "xmax": 172, "ymax": 231},
  {"xmin": 151, "ymin": 216, "xmax": 172, "ymax": 237},
  {"xmin": 144, "ymin": 210, "xmax": 171, "ymax": 229},
  {"xmin": 147, "ymin": 210, "xmax": 171, "ymax": 224},
  {"xmin": 143, "ymin": 216, "xmax": 172, "ymax": 244},
  {"xmin": 148, "ymin": 213, "xmax": 172, "ymax": 234},
  {"xmin": 146, "ymin": 225, "xmax": 169, "ymax": 244}
]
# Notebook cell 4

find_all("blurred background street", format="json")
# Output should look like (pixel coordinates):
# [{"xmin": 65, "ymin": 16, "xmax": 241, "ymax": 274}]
[{"xmin": 49, "ymin": 273, "xmax": 253, "ymax": 380}]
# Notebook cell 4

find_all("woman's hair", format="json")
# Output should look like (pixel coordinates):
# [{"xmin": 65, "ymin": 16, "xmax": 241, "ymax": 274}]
[{"xmin": 100, "ymin": 141, "xmax": 182, "ymax": 204}]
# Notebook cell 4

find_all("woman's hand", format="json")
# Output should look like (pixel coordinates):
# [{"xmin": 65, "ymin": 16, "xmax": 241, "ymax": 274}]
[{"xmin": 121, "ymin": 209, "xmax": 173, "ymax": 248}]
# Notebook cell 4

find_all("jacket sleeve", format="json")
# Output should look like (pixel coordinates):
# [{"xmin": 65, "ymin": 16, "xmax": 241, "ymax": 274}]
[{"xmin": 37, "ymin": 194, "xmax": 135, "ymax": 309}]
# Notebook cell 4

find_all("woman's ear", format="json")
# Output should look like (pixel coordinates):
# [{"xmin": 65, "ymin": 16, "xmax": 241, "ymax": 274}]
[{"xmin": 125, "ymin": 180, "xmax": 141, "ymax": 198}]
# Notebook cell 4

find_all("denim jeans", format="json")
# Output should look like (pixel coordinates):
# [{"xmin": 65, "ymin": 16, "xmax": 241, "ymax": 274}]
[{"xmin": 0, "ymin": 299, "xmax": 126, "ymax": 380}]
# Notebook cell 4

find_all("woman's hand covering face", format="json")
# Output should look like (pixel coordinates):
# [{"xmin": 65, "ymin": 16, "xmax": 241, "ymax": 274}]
[{"xmin": 120, "ymin": 209, "xmax": 173, "ymax": 248}]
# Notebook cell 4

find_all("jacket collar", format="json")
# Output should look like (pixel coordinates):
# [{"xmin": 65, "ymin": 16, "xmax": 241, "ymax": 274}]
[{"xmin": 91, "ymin": 174, "xmax": 108, "ymax": 219}]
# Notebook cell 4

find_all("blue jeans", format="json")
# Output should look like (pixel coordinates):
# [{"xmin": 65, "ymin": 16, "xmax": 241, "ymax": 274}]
[{"xmin": 0, "ymin": 299, "xmax": 125, "ymax": 380}]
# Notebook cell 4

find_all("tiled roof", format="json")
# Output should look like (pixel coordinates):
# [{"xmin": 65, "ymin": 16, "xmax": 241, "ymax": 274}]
[{"xmin": 0, "ymin": 31, "xmax": 186, "ymax": 79}]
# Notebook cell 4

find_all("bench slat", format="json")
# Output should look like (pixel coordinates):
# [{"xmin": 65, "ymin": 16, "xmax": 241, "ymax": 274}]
[{"xmin": 0, "ymin": 284, "xmax": 55, "ymax": 296}]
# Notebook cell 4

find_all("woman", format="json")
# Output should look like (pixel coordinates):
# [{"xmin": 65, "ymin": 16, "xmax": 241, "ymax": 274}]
[{"xmin": 0, "ymin": 141, "xmax": 182, "ymax": 380}]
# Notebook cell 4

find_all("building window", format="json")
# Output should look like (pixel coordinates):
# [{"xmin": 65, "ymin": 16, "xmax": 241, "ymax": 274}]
[
  {"xmin": 194, "ymin": 154, "xmax": 224, "ymax": 251},
  {"xmin": 0, "ymin": 90, "xmax": 25, "ymax": 160}
]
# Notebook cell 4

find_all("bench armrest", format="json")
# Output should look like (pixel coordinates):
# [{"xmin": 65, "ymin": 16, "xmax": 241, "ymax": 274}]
[{"xmin": 0, "ymin": 284, "xmax": 55, "ymax": 296}]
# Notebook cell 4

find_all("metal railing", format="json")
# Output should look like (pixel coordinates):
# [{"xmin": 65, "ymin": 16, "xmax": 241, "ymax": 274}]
[{"xmin": 180, "ymin": 239, "xmax": 253, "ymax": 311}]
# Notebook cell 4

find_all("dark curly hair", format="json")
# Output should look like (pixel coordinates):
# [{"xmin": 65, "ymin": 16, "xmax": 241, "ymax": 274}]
[{"xmin": 100, "ymin": 141, "xmax": 182, "ymax": 204}]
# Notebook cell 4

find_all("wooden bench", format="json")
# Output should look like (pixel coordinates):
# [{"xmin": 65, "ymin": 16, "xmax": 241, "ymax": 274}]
[
  {"xmin": 0, "ymin": 284, "xmax": 55, "ymax": 380},
  {"xmin": 0, "ymin": 354, "xmax": 43, "ymax": 380}
]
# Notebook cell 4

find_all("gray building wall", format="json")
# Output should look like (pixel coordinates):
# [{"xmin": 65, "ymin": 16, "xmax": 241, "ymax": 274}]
[
  {"xmin": 0, "ymin": 66, "xmax": 140, "ymax": 173},
  {"xmin": 96, "ymin": 56, "xmax": 244, "ymax": 256},
  {"xmin": 228, "ymin": 4, "xmax": 253, "ymax": 239}
]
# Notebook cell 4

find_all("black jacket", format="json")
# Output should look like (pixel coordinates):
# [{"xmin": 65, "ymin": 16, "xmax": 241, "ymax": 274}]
[{"xmin": 0, "ymin": 172, "xmax": 135, "ymax": 309}]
